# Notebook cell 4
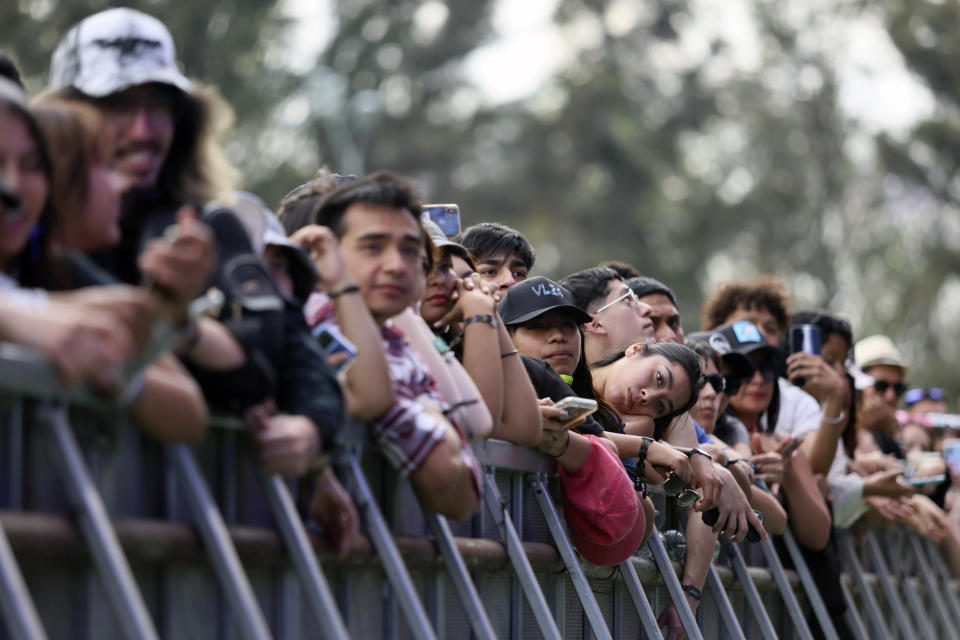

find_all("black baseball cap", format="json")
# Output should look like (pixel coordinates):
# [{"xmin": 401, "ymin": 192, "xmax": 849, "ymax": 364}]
[
  {"xmin": 688, "ymin": 320, "xmax": 782, "ymax": 378},
  {"xmin": 499, "ymin": 276, "xmax": 592, "ymax": 326}
]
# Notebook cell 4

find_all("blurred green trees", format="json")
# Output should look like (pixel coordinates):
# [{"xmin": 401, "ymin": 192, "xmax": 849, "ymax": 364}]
[{"xmin": 2, "ymin": 0, "xmax": 959, "ymax": 397}]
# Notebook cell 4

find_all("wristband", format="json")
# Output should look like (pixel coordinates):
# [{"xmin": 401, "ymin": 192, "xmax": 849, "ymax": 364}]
[
  {"xmin": 501, "ymin": 349, "xmax": 519, "ymax": 359},
  {"xmin": 463, "ymin": 314, "xmax": 496, "ymax": 330},
  {"xmin": 687, "ymin": 447, "xmax": 713, "ymax": 461},
  {"xmin": 635, "ymin": 436, "xmax": 653, "ymax": 497},
  {"xmin": 328, "ymin": 284, "xmax": 360, "ymax": 299},
  {"xmin": 821, "ymin": 410, "xmax": 846, "ymax": 425},
  {"xmin": 681, "ymin": 584, "xmax": 702, "ymax": 601}
]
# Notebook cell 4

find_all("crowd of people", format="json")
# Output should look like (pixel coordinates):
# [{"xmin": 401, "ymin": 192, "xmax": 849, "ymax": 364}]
[{"xmin": 1, "ymin": 8, "xmax": 959, "ymax": 638}]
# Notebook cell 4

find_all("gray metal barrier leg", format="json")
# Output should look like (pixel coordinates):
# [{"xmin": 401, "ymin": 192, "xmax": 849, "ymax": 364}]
[
  {"xmin": 169, "ymin": 444, "xmax": 272, "ymax": 640},
  {"xmin": 838, "ymin": 573, "xmax": 869, "ymax": 640},
  {"xmin": 646, "ymin": 526, "xmax": 704, "ymax": 640},
  {"xmin": 838, "ymin": 532, "xmax": 892, "ymax": 638},
  {"xmin": 530, "ymin": 473, "xmax": 612, "ymax": 640},
  {"xmin": 0, "ymin": 519, "xmax": 47, "ymax": 640},
  {"xmin": 924, "ymin": 537, "xmax": 960, "ymax": 631},
  {"xmin": 44, "ymin": 406, "xmax": 159, "ymax": 640},
  {"xmin": 618, "ymin": 558, "xmax": 665, "ymax": 640},
  {"xmin": 722, "ymin": 540, "xmax": 778, "ymax": 640},
  {"xmin": 862, "ymin": 531, "xmax": 917, "ymax": 639},
  {"xmin": 704, "ymin": 565, "xmax": 747, "ymax": 640},
  {"xmin": 482, "ymin": 467, "xmax": 562, "ymax": 639},
  {"xmin": 780, "ymin": 527, "xmax": 839, "ymax": 640},
  {"xmin": 878, "ymin": 530, "xmax": 936, "ymax": 640},
  {"xmin": 906, "ymin": 533, "xmax": 959, "ymax": 638},
  {"xmin": 423, "ymin": 511, "xmax": 497, "ymax": 640},
  {"xmin": 757, "ymin": 535, "xmax": 814, "ymax": 640},
  {"xmin": 259, "ymin": 472, "xmax": 350, "ymax": 640},
  {"xmin": 341, "ymin": 449, "xmax": 439, "ymax": 640}
]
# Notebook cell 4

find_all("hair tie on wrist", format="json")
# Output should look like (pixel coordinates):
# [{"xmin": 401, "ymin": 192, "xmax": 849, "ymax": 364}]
[
  {"xmin": 329, "ymin": 285, "xmax": 360, "ymax": 298},
  {"xmin": 821, "ymin": 410, "xmax": 845, "ymax": 425}
]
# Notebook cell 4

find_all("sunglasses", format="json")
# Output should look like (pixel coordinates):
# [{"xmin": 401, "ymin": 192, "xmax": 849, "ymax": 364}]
[
  {"xmin": 663, "ymin": 472, "xmax": 702, "ymax": 508},
  {"xmin": 873, "ymin": 380, "xmax": 907, "ymax": 397},
  {"xmin": 905, "ymin": 387, "xmax": 944, "ymax": 405},
  {"xmin": 704, "ymin": 373, "xmax": 726, "ymax": 394},
  {"xmin": 748, "ymin": 359, "xmax": 778, "ymax": 382},
  {"xmin": 594, "ymin": 288, "xmax": 639, "ymax": 314}
]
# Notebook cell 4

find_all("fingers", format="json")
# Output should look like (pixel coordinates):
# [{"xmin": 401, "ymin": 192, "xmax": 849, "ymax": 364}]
[{"xmin": 746, "ymin": 509, "xmax": 767, "ymax": 541}]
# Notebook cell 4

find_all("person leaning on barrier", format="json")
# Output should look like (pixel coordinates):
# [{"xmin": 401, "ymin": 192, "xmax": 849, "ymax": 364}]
[
  {"xmin": 419, "ymin": 220, "xmax": 542, "ymax": 446},
  {"xmin": 0, "ymin": 78, "xmax": 210, "ymax": 442},
  {"xmin": 294, "ymin": 170, "xmax": 485, "ymax": 521},
  {"xmin": 457, "ymin": 221, "xmax": 534, "ymax": 293}
]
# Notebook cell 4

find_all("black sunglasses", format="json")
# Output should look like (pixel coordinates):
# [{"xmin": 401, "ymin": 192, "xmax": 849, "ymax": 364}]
[
  {"xmin": 873, "ymin": 380, "xmax": 907, "ymax": 397},
  {"xmin": 704, "ymin": 373, "xmax": 726, "ymax": 394}
]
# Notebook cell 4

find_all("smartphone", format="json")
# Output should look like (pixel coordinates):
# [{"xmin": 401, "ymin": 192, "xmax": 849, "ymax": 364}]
[
  {"xmin": 907, "ymin": 475, "xmax": 946, "ymax": 486},
  {"xmin": 945, "ymin": 439, "xmax": 960, "ymax": 474},
  {"xmin": 312, "ymin": 321, "xmax": 358, "ymax": 375},
  {"xmin": 422, "ymin": 204, "xmax": 461, "ymax": 236},
  {"xmin": 702, "ymin": 507, "xmax": 765, "ymax": 543},
  {"xmin": 553, "ymin": 396, "xmax": 598, "ymax": 426},
  {"xmin": 777, "ymin": 432, "xmax": 807, "ymax": 457},
  {"xmin": 790, "ymin": 324, "xmax": 821, "ymax": 388}
]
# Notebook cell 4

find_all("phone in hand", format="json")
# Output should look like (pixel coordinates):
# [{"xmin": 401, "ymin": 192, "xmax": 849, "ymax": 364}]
[
  {"xmin": 422, "ymin": 204, "xmax": 461, "ymax": 236},
  {"xmin": 702, "ymin": 507, "xmax": 765, "ymax": 543},
  {"xmin": 553, "ymin": 396, "xmax": 598, "ymax": 427},
  {"xmin": 906, "ymin": 475, "xmax": 946, "ymax": 486},
  {"xmin": 777, "ymin": 432, "xmax": 807, "ymax": 457},
  {"xmin": 312, "ymin": 321, "xmax": 358, "ymax": 375},
  {"xmin": 789, "ymin": 324, "xmax": 821, "ymax": 387}
]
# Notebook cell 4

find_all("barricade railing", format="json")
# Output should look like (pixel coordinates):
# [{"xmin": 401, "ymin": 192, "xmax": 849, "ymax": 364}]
[{"xmin": 1, "ymin": 343, "xmax": 959, "ymax": 638}]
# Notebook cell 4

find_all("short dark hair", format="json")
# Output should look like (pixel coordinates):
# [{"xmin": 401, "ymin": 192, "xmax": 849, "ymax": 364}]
[
  {"xmin": 561, "ymin": 267, "xmax": 621, "ymax": 313},
  {"xmin": 686, "ymin": 339, "xmax": 721, "ymax": 371},
  {"xmin": 791, "ymin": 310, "xmax": 853, "ymax": 349},
  {"xmin": 277, "ymin": 169, "xmax": 359, "ymax": 235},
  {"xmin": 700, "ymin": 277, "xmax": 791, "ymax": 332},
  {"xmin": 458, "ymin": 222, "xmax": 535, "ymax": 270},
  {"xmin": 313, "ymin": 170, "xmax": 424, "ymax": 238},
  {"xmin": 627, "ymin": 276, "xmax": 679, "ymax": 310},
  {"xmin": 599, "ymin": 260, "xmax": 641, "ymax": 279}
]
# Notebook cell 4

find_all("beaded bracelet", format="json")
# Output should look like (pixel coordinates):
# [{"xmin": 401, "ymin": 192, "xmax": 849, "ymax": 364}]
[
  {"xmin": 463, "ymin": 314, "xmax": 496, "ymax": 330},
  {"xmin": 449, "ymin": 314, "xmax": 497, "ymax": 349},
  {"xmin": 635, "ymin": 436, "xmax": 653, "ymax": 497}
]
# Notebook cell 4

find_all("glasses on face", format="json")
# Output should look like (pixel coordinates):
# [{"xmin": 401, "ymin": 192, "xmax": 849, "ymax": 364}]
[
  {"xmin": 746, "ymin": 358, "xmax": 778, "ymax": 382},
  {"xmin": 594, "ymin": 288, "xmax": 639, "ymax": 314},
  {"xmin": 905, "ymin": 387, "xmax": 944, "ymax": 405},
  {"xmin": 704, "ymin": 373, "xmax": 726, "ymax": 394},
  {"xmin": 663, "ymin": 472, "xmax": 702, "ymax": 508},
  {"xmin": 724, "ymin": 374, "xmax": 746, "ymax": 396},
  {"xmin": 874, "ymin": 380, "xmax": 908, "ymax": 397}
]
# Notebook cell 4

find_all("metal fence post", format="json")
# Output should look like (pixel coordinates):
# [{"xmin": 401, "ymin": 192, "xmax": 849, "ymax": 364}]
[
  {"xmin": 530, "ymin": 472, "xmax": 613, "ymax": 640},
  {"xmin": 722, "ymin": 540, "xmax": 777, "ymax": 640},
  {"xmin": 878, "ymin": 530, "xmax": 936, "ymax": 640},
  {"xmin": 340, "ymin": 449, "xmax": 439, "ymax": 640},
  {"xmin": 169, "ymin": 444, "xmax": 273, "ymax": 640},
  {"xmin": 0, "ymin": 519, "xmax": 47, "ymax": 640},
  {"xmin": 259, "ymin": 471, "xmax": 350, "ymax": 640},
  {"xmin": 422, "ymin": 510, "xmax": 498, "ymax": 640},
  {"xmin": 838, "ymin": 532, "xmax": 892, "ymax": 638},
  {"xmin": 618, "ymin": 558, "xmax": 665, "ymax": 640},
  {"xmin": 862, "ymin": 531, "xmax": 917, "ymax": 639},
  {"xmin": 906, "ymin": 533, "xmax": 959, "ymax": 638},
  {"xmin": 645, "ymin": 526, "xmax": 704, "ymax": 640},
  {"xmin": 756, "ymin": 533, "xmax": 815, "ymax": 640},
  {"xmin": 837, "ymin": 573, "xmax": 869, "ymax": 640},
  {"xmin": 779, "ymin": 526, "xmax": 839, "ymax": 640},
  {"xmin": 481, "ymin": 467, "xmax": 561, "ymax": 639},
  {"xmin": 43, "ymin": 405, "xmax": 159, "ymax": 640},
  {"xmin": 704, "ymin": 565, "xmax": 747, "ymax": 640},
  {"xmin": 924, "ymin": 537, "xmax": 960, "ymax": 631}
]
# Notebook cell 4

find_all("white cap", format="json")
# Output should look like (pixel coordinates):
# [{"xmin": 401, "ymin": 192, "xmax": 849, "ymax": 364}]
[
  {"xmin": 50, "ymin": 8, "xmax": 192, "ymax": 97},
  {"xmin": 854, "ymin": 334, "xmax": 910, "ymax": 376}
]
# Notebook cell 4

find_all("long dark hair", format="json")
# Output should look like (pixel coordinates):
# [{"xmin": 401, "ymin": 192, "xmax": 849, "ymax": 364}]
[
  {"xmin": 593, "ymin": 342, "xmax": 705, "ymax": 434},
  {"xmin": 0, "ymin": 78, "xmax": 56, "ymax": 287},
  {"xmin": 568, "ymin": 330, "xmax": 622, "ymax": 430}
]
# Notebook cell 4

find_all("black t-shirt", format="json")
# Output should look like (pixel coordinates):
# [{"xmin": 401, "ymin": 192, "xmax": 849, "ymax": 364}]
[{"xmin": 520, "ymin": 355, "xmax": 604, "ymax": 436}]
